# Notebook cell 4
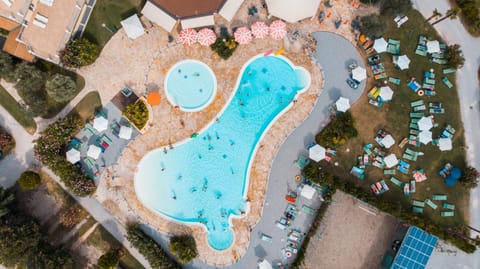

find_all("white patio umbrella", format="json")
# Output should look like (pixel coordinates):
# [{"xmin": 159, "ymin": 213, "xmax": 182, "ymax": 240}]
[
  {"xmin": 426, "ymin": 40, "xmax": 440, "ymax": 53},
  {"xmin": 379, "ymin": 86, "xmax": 394, "ymax": 102},
  {"xmin": 419, "ymin": 130, "xmax": 433, "ymax": 145},
  {"xmin": 335, "ymin": 97, "xmax": 350, "ymax": 112},
  {"xmin": 438, "ymin": 138, "xmax": 452, "ymax": 151},
  {"xmin": 87, "ymin": 145, "xmax": 102, "ymax": 160},
  {"xmin": 351, "ymin": 66, "xmax": 367, "ymax": 82},
  {"xmin": 381, "ymin": 134, "xmax": 395, "ymax": 149},
  {"xmin": 373, "ymin": 37, "xmax": 388, "ymax": 53},
  {"xmin": 119, "ymin": 125, "xmax": 133, "ymax": 140},
  {"xmin": 301, "ymin": 185, "xmax": 316, "ymax": 199},
  {"xmin": 258, "ymin": 260, "xmax": 272, "ymax": 269},
  {"xmin": 384, "ymin": 154, "xmax": 399, "ymax": 168},
  {"xmin": 93, "ymin": 116, "xmax": 108, "ymax": 132},
  {"xmin": 417, "ymin": 116, "xmax": 433, "ymax": 131},
  {"xmin": 394, "ymin": 55, "xmax": 411, "ymax": 70},
  {"xmin": 308, "ymin": 144, "xmax": 326, "ymax": 162},
  {"xmin": 66, "ymin": 148, "xmax": 80, "ymax": 164}
]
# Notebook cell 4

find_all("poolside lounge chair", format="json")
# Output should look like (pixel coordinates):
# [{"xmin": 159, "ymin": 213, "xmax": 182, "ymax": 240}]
[
  {"xmin": 410, "ymin": 100, "xmax": 424, "ymax": 107},
  {"xmin": 442, "ymin": 77, "xmax": 453, "ymax": 88},
  {"xmin": 413, "ymin": 105, "xmax": 426, "ymax": 112},
  {"xmin": 429, "ymin": 102, "xmax": 442, "ymax": 108},
  {"xmin": 433, "ymin": 194, "xmax": 447, "ymax": 201},
  {"xmin": 295, "ymin": 155, "xmax": 310, "ymax": 169},
  {"xmin": 441, "ymin": 211, "xmax": 454, "ymax": 217},
  {"xmin": 429, "ymin": 108, "xmax": 445, "ymax": 114},
  {"xmin": 432, "ymin": 58, "xmax": 447, "ymax": 65},
  {"xmin": 384, "ymin": 169, "xmax": 396, "ymax": 175},
  {"xmin": 410, "ymin": 112, "xmax": 424, "ymax": 118},
  {"xmin": 302, "ymin": 205, "xmax": 316, "ymax": 216},
  {"xmin": 415, "ymin": 48, "xmax": 428, "ymax": 56},
  {"xmin": 443, "ymin": 203, "xmax": 455, "ymax": 210},
  {"xmin": 425, "ymin": 199, "xmax": 438, "ymax": 210},
  {"xmin": 83, "ymin": 157, "xmax": 96, "ymax": 171},
  {"xmin": 260, "ymin": 233, "xmax": 273, "ymax": 243},
  {"xmin": 390, "ymin": 177, "xmax": 403, "ymax": 187},
  {"xmin": 431, "ymin": 52, "xmax": 445, "ymax": 59},
  {"xmin": 425, "ymin": 78, "xmax": 436, "ymax": 85},
  {"xmin": 412, "ymin": 200, "xmax": 425, "ymax": 207},
  {"xmin": 442, "ymin": 68, "xmax": 456, "ymax": 74},
  {"xmin": 83, "ymin": 123, "xmax": 97, "ymax": 136},
  {"xmin": 412, "ymin": 206, "xmax": 424, "ymax": 213},
  {"xmin": 424, "ymin": 90, "xmax": 436, "ymax": 96}
]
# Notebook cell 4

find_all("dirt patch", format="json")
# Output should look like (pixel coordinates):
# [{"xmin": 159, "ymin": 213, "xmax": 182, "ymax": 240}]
[{"xmin": 304, "ymin": 191, "xmax": 399, "ymax": 269}]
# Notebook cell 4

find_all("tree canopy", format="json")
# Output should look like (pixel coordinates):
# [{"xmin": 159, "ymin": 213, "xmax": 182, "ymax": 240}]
[
  {"xmin": 316, "ymin": 111, "xmax": 358, "ymax": 148},
  {"xmin": 169, "ymin": 234, "xmax": 198, "ymax": 263},
  {"xmin": 360, "ymin": 14, "xmax": 386, "ymax": 38},
  {"xmin": 380, "ymin": 0, "xmax": 412, "ymax": 16},
  {"xmin": 0, "ymin": 51, "xmax": 15, "ymax": 82},
  {"xmin": 446, "ymin": 44, "xmax": 465, "ymax": 69},
  {"xmin": 60, "ymin": 38, "xmax": 100, "ymax": 68},
  {"xmin": 18, "ymin": 171, "xmax": 41, "ymax": 191},
  {"xmin": 45, "ymin": 74, "xmax": 77, "ymax": 103},
  {"xmin": 98, "ymin": 250, "xmax": 120, "ymax": 269}
]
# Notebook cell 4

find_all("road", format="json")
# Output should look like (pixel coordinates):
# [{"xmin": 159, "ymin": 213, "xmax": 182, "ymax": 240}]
[{"xmin": 411, "ymin": 1, "xmax": 480, "ymax": 268}]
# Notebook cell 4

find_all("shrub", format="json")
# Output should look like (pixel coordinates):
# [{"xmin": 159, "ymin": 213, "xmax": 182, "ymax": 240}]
[
  {"xmin": 0, "ymin": 51, "xmax": 15, "ymax": 82},
  {"xmin": 60, "ymin": 38, "xmax": 99, "ymax": 68},
  {"xmin": 123, "ymin": 100, "xmax": 148, "ymax": 130},
  {"xmin": 59, "ymin": 204, "xmax": 84, "ymax": 228},
  {"xmin": 14, "ymin": 63, "xmax": 47, "ymax": 116},
  {"xmin": 18, "ymin": 171, "xmax": 41, "ymax": 191},
  {"xmin": 315, "ymin": 111, "xmax": 357, "ymax": 148},
  {"xmin": 459, "ymin": 166, "xmax": 479, "ymax": 189},
  {"xmin": 360, "ymin": 14, "xmax": 386, "ymax": 38},
  {"xmin": 456, "ymin": 0, "xmax": 480, "ymax": 25},
  {"xmin": 446, "ymin": 44, "xmax": 465, "ymax": 69},
  {"xmin": 97, "ymin": 250, "xmax": 119, "ymax": 269},
  {"xmin": 380, "ymin": 0, "xmax": 412, "ymax": 16},
  {"xmin": 169, "ymin": 234, "xmax": 198, "ymax": 263},
  {"xmin": 210, "ymin": 35, "xmax": 238, "ymax": 60},
  {"xmin": 45, "ymin": 74, "xmax": 77, "ymax": 103},
  {"xmin": 0, "ymin": 127, "xmax": 15, "ymax": 158}
]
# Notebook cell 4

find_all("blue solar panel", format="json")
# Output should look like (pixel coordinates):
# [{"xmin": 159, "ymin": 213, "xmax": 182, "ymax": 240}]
[{"xmin": 390, "ymin": 226, "xmax": 438, "ymax": 269}]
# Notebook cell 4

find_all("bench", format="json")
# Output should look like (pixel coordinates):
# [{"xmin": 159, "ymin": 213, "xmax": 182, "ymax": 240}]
[
  {"xmin": 425, "ymin": 199, "xmax": 438, "ymax": 210},
  {"xmin": 390, "ymin": 177, "xmax": 403, "ymax": 187},
  {"xmin": 443, "ymin": 203, "xmax": 455, "ymax": 210},
  {"xmin": 433, "ymin": 194, "xmax": 447, "ymax": 201},
  {"xmin": 412, "ymin": 200, "xmax": 425, "ymax": 207},
  {"xmin": 441, "ymin": 211, "xmax": 454, "ymax": 217}
]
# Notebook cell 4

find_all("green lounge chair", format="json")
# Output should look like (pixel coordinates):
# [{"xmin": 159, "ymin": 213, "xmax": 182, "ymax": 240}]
[
  {"xmin": 425, "ymin": 78, "xmax": 436, "ymax": 85},
  {"xmin": 101, "ymin": 135, "xmax": 113, "ymax": 146},
  {"xmin": 425, "ymin": 199, "xmax": 438, "ymax": 210},
  {"xmin": 390, "ymin": 177, "xmax": 403, "ymax": 187},
  {"xmin": 431, "ymin": 52, "xmax": 445, "ymax": 59},
  {"xmin": 410, "ymin": 112, "xmax": 424, "ymax": 118},
  {"xmin": 411, "ymin": 118, "xmax": 419, "ymax": 124},
  {"xmin": 302, "ymin": 205, "xmax": 316, "ymax": 216},
  {"xmin": 409, "ymin": 129, "xmax": 419, "ymax": 135},
  {"xmin": 412, "ymin": 200, "xmax": 425, "ymax": 207},
  {"xmin": 389, "ymin": 77, "xmax": 401, "ymax": 85},
  {"xmin": 443, "ymin": 203, "xmax": 455, "ymax": 210},
  {"xmin": 429, "ymin": 108, "xmax": 445, "ymax": 114},
  {"xmin": 432, "ymin": 58, "xmax": 447, "ymax": 65},
  {"xmin": 439, "ymin": 43, "xmax": 447, "ymax": 50},
  {"xmin": 384, "ymin": 169, "xmax": 396, "ymax": 175},
  {"xmin": 413, "ymin": 105, "xmax": 426, "ymax": 112},
  {"xmin": 410, "ymin": 100, "xmax": 424, "ymax": 107},
  {"xmin": 442, "ymin": 68, "xmax": 456, "ymax": 74},
  {"xmin": 83, "ymin": 123, "xmax": 97, "ymax": 136},
  {"xmin": 441, "ymin": 211, "xmax": 454, "ymax": 217},
  {"xmin": 442, "ymin": 77, "xmax": 453, "ymax": 88},
  {"xmin": 413, "ymin": 207, "xmax": 423, "ymax": 213},
  {"xmin": 433, "ymin": 194, "xmax": 447, "ymax": 201},
  {"xmin": 409, "ymin": 123, "xmax": 418, "ymax": 129},
  {"xmin": 415, "ymin": 48, "xmax": 427, "ymax": 56}
]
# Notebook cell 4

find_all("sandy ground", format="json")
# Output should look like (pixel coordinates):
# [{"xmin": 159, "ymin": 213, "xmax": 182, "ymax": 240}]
[{"xmin": 304, "ymin": 191, "xmax": 400, "ymax": 269}]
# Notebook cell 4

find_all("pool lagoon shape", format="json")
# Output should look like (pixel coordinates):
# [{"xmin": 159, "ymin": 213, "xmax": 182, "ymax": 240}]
[
  {"xmin": 165, "ymin": 60, "xmax": 217, "ymax": 112},
  {"xmin": 135, "ymin": 55, "xmax": 310, "ymax": 250}
]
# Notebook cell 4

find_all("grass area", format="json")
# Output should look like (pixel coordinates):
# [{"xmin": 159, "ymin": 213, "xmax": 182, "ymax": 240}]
[
  {"xmin": 67, "ymin": 91, "xmax": 102, "ymax": 122},
  {"xmin": 86, "ymin": 225, "xmax": 145, "ymax": 269},
  {"xmin": 328, "ymin": 9, "xmax": 468, "ymax": 227},
  {"xmin": 83, "ymin": 0, "xmax": 145, "ymax": 48},
  {"xmin": 0, "ymin": 85, "xmax": 36, "ymax": 134}
]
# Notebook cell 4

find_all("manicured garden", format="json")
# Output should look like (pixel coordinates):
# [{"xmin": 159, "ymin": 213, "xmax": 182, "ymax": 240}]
[
  {"xmin": 68, "ymin": 91, "xmax": 102, "ymax": 122},
  {"xmin": 123, "ymin": 99, "xmax": 149, "ymax": 130}
]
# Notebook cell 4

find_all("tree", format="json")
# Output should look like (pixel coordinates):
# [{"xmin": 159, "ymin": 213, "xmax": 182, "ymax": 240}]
[
  {"xmin": 0, "ymin": 51, "xmax": 15, "ymax": 82},
  {"xmin": 59, "ymin": 38, "xmax": 99, "ymax": 68},
  {"xmin": 0, "ymin": 187, "xmax": 15, "ymax": 219},
  {"xmin": 360, "ymin": 14, "xmax": 386, "ymax": 38},
  {"xmin": 14, "ymin": 62, "xmax": 47, "ymax": 116},
  {"xmin": 98, "ymin": 250, "xmax": 120, "ymax": 269},
  {"xmin": 210, "ymin": 35, "xmax": 238, "ymax": 60},
  {"xmin": 425, "ymin": 8, "xmax": 442, "ymax": 22},
  {"xmin": 445, "ymin": 44, "xmax": 465, "ymax": 69},
  {"xmin": 460, "ymin": 166, "xmax": 479, "ymax": 188},
  {"xmin": 432, "ymin": 8, "xmax": 460, "ymax": 25},
  {"xmin": 380, "ymin": 0, "xmax": 412, "ymax": 16},
  {"xmin": 32, "ymin": 240, "xmax": 74, "ymax": 269},
  {"xmin": 0, "ymin": 127, "xmax": 15, "ymax": 157},
  {"xmin": 169, "ymin": 234, "xmax": 198, "ymax": 263},
  {"xmin": 18, "ymin": 171, "xmax": 41, "ymax": 191},
  {"xmin": 59, "ymin": 204, "xmax": 84, "ymax": 228},
  {"xmin": 45, "ymin": 74, "xmax": 77, "ymax": 103}
]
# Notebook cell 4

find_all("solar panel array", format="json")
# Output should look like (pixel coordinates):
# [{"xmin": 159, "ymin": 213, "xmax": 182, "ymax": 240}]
[{"xmin": 390, "ymin": 226, "xmax": 438, "ymax": 269}]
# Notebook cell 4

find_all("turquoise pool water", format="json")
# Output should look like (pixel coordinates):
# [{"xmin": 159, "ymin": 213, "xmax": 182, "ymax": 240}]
[
  {"xmin": 135, "ymin": 56, "xmax": 310, "ymax": 250},
  {"xmin": 164, "ymin": 60, "xmax": 217, "ymax": 112}
]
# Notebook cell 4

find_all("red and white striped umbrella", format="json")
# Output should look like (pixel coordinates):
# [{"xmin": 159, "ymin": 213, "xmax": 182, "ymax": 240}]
[
  {"xmin": 179, "ymin": 28, "xmax": 197, "ymax": 45},
  {"xmin": 234, "ymin": 27, "xmax": 252, "ymax": 45},
  {"xmin": 251, "ymin": 21, "xmax": 269, "ymax": 39},
  {"xmin": 197, "ymin": 28, "xmax": 216, "ymax": 46},
  {"xmin": 269, "ymin": 20, "xmax": 287, "ymax": 40}
]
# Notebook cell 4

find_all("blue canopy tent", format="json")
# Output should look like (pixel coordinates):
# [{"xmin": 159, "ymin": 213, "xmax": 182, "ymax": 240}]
[{"xmin": 445, "ymin": 167, "xmax": 461, "ymax": 186}]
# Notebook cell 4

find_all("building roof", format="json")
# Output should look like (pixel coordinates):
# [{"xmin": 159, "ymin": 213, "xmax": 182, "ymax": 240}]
[
  {"xmin": 120, "ymin": 14, "xmax": 144, "ymax": 40},
  {"xmin": 149, "ymin": 0, "xmax": 225, "ymax": 19},
  {"xmin": 2, "ymin": 26, "xmax": 34, "ymax": 61},
  {"xmin": 0, "ymin": 0, "xmax": 31, "ymax": 24},
  {"xmin": 0, "ymin": 16, "xmax": 19, "ymax": 30},
  {"xmin": 391, "ymin": 226, "xmax": 438, "ymax": 269}
]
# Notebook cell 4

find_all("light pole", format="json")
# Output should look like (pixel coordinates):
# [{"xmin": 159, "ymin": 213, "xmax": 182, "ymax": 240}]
[{"xmin": 101, "ymin": 23, "xmax": 114, "ymax": 34}]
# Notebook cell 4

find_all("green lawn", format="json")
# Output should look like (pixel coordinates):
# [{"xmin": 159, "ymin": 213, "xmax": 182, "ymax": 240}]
[
  {"xmin": 83, "ymin": 0, "xmax": 146, "ymax": 48},
  {"xmin": 327, "ymin": 9, "xmax": 468, "ymax": 227},
  {"xmin": 0, "ymin": 85, "xmax": 37, "ymax": 134},
  {"xmin": 67, "ymin": 91, "xmax": 102, "ymax": 122}
]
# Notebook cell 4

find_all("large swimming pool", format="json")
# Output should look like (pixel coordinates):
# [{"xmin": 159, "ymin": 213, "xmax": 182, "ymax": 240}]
[{"xmin": 135, "ymin": 55, "xmax": 310, "ymax": 250}]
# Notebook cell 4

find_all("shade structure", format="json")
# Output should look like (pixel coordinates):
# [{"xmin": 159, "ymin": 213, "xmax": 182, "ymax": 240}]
[
  {"xmin": 251, "ymin": 21, "xmax": 269, "ymax": 39},
  {"xmin": 269, "ymin": 20, "xmax": 287, "ymax": 40},
  {"xmin": 181, "ymin": 15, "xmax": 215, "ymax": 29},
  {"xmin": 147, "ymin": 92, "xmax": 161, "ymax": 105},
  {"xmin": 119, "ymin": 125, "xmax": 133, "ymax": 140},
  {"xmin": 438, "ymin": 138, "xmax": 452, "ymax": 151},
  {"xmin": 351, "ymin": 66, "xmax": 367, "ymax": 82},
  {"xmin": 266, "ymin": 0, "xmax": 321, "ymax": 23},
  {"xmin": 234, "ymin": 27, "xmax": 252, "ymax": 44},
  {"xmin": 394, "ymin": 55, "xmax": 410, "ymax": 70},
  {"xmin": 309, "ymin": 144, "xmax": 326, "ymax": 162},
  {"xmin": 87, "ymin": 145, "xmax": 102, "ymax": 160},
  {"xmin": 379, "ymin": 86, "xmax": 394, "ymax": 102},
  {"xmin": 384, "ymin": 154, "xmax": 399, "ymax": 168},
  {"xmin": 417, "ymin": 116, "xmax": 433, "ymax": 131},
  {"xmin": 141, "ymin": 1, "xmax": 177, "ymax": 32},
  {"xmin": 419, "ymin": 130, "xmax": 432, "ymax": 145},
  {"xmin": 66, "ymin": 148, "xmax": 80, "ymax": 164},
  {"xmin": 179, "ymin": 28, "xmax": 197, "ymax": 45},
  {"xmin": 373, "ymin": 37, "xmax": 388, "ymax": 53},
  {"xmin": 197, "ymin": 28, "xmax": 216, "ymax": 46},
  {"xmin": 258, "ymin": 260, "xmax": 272, "ymax": 269},
  {"xmin": 426, "ymin": 40, "xmax": 440, "ymax": 53},
  {"xmin": 381, "ymin": 134, "xmax": 395, "ymax": 149},
  {"xmin": 335, "ymin": 97, "xmax": 350, "ymax": 112},
  {"xmin": 219, "ymin": 0, "xmax": 244, "ymax": 21},
  {"xmin": 301, "ymin": 185, "xmax": 316, "ymax": 199},
  {"xmin": 120, "ymin": 14, "xmax": 145, "ymax": 40},
  {"xmin": 93, "ymin": 116, "xmax": 108, "ymax": 132}
]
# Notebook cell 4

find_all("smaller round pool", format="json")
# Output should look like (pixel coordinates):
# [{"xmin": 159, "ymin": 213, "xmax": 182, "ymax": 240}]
[{"xmin": 164, "ymin": 60, "xmax": 217, "ymax": 112}]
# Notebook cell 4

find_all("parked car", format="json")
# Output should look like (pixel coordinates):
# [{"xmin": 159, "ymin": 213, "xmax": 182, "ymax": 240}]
[{"xmin": 346, "ymin": 78, "xmax": 359, "ymax": 89}]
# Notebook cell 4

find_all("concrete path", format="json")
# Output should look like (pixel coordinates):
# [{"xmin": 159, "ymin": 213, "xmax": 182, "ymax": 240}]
[{"xmin": 411, "ymin": 1, "xmax": 480, "ymax": 268}]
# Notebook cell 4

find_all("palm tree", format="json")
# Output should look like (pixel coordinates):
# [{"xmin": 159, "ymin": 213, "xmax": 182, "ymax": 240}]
[
  {"xmin": 0, "ymin": 188, "xmax": 15, "ymax": 218},
  {"xmin": 432, "ymin": 8, "xmax": 460, "ymax": 25},
  {"xmin": 425, "ymin": 8, "xmax": 442, "ymax": 22}
]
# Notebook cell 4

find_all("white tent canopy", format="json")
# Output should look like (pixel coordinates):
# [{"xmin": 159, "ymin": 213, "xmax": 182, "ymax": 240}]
[
  {"xmin": 419, "ymin": 130, "xmax": 433, "ymax": 145},
  {"xmin": 120, "ymin": 14, "xmax": 145, "ymax": 40},
  {"xmin": 66, "ymin": 148, "xmax": 80, "ymax": 164},
  {"xmin": 373, "ymin": 37, "xmax": 388, "ymax": 53},
  {"xmin": 219, "ymin": 0, "xmax": 244, "ymax": 21},
  {"xmin": 258, "ymin": 260, "xmax": 272, "ymax": 269},
  {"xmin": 351, "ymin": 66, "xmax": 367, "ymax": 82},
  {"xmin": 93, "ymin": 116, "xmax": 108, "ymax": 132},
  {"xmin": 381, "ymin": 134, "xmax": 395, "ymax": 149},
  {"xmin": 301, "ymin": 185, "xmax": 316, "ymax": 199},
  {"xmin": 266, "ymin": 0, "xmax": 321, "ymax": 23},
  {"xmin": 426, "ymin": 40, "xmax": 440, "ymax": 53},
  {"xmin": 384, "ymin": 154, "xmax": 399, "ymax": 168},
  {"xmin": 394, "ymin": 55, "xmax": 411, "ymax": 70},
  {"xmin": 181, "ymin": 15, "xmax": 215, "ymax": 29},
  {"xmin": 309, "ymin": 144, "xmax": 326, "ymax": 162},
  {"xmin": 87, "ymin": 145, "xmax": 102, "ymax": 160},
  {"xmin": 417, "ymin": 116, "xmax": 433, "ymax": 131},
  {"xmin": 335, "ymin": 97, "xmax": 350, "ymax": 112},
  {"xmin": 119, "ymin": 125, "xmax": 133, "ymax": 140},
  {"xmin": 438, "ymin": 138, "xmax": 452, "ymax": 151},
  {"xmin": 379, "ymin": 86, "xmax": 394, "ymax": 102},
  {"xmin": 141, "ymin": 1, "xmax": 177, "ymax": 32}
]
